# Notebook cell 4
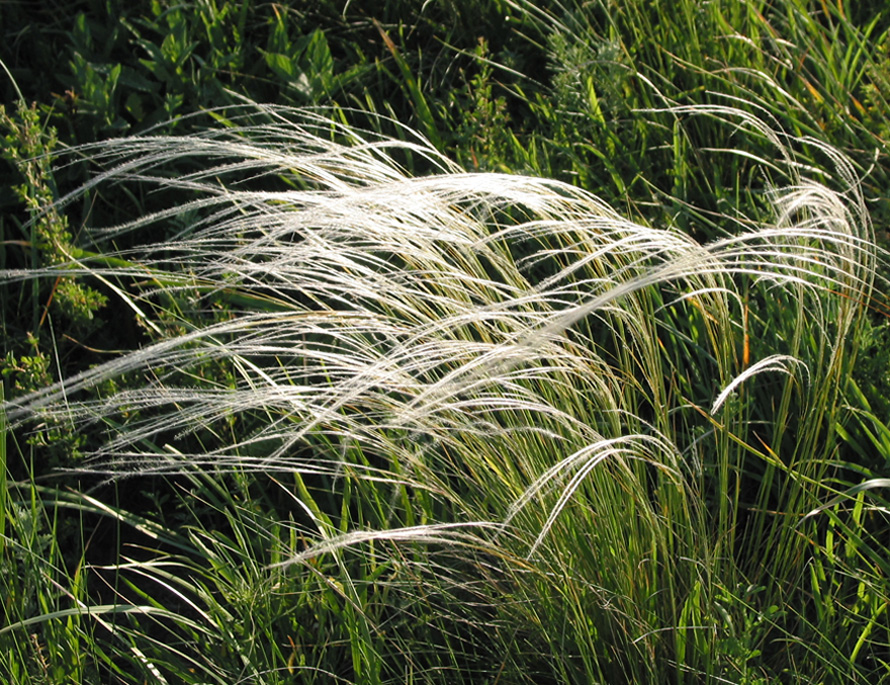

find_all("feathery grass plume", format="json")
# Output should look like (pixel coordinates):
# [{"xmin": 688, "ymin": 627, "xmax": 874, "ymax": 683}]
[{"xmin": 2, "ymin": 102, "xmax": 885, "ymax": 682}]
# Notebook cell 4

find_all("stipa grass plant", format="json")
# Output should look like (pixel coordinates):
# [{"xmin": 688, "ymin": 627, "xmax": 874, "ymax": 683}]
[{"xmin": 2, "ymin": 103, "xmax": 885, "ymax": 682}]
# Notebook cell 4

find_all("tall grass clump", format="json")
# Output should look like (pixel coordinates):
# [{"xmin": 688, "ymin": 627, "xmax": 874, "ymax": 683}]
[
  {"xmin": 2, "ymin": 103, "xmax": 887, "ymax": 682},
  {"xmin": 496, "ymin": 0, "xmax": 890, "ymax": 239}
]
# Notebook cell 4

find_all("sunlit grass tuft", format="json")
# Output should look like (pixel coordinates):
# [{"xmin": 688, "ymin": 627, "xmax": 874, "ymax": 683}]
[{"xmin": 2, "ymin": 103, "xmax": 886, "ymax": 682}]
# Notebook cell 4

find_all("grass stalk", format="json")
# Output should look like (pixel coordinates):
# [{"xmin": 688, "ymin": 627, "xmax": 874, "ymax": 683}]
[{"xmin": 0, "ymin": 384, "xmax": 5, "ymax": 557}]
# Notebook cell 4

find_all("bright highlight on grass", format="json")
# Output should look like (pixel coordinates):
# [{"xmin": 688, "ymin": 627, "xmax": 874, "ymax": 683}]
[{"xmin": 3, "ymin": 103, "xmax": 888, "ymax": 683}]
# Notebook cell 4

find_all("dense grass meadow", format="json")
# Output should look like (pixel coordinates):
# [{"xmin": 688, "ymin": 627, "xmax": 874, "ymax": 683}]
[{"xmin": 5, "ymin": 0, "xmax": 890, "ymax": 682}]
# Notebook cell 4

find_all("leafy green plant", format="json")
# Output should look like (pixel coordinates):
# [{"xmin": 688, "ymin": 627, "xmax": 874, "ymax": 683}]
[{"xmin": 0, "ymin": 102, "xmax": 109, "ymax": 470}]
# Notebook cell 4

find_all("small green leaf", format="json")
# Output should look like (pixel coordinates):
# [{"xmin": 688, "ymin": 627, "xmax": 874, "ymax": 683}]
[{"xmin": 263, "ymin": 51, "xmax": 295, "ymax": 79}]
